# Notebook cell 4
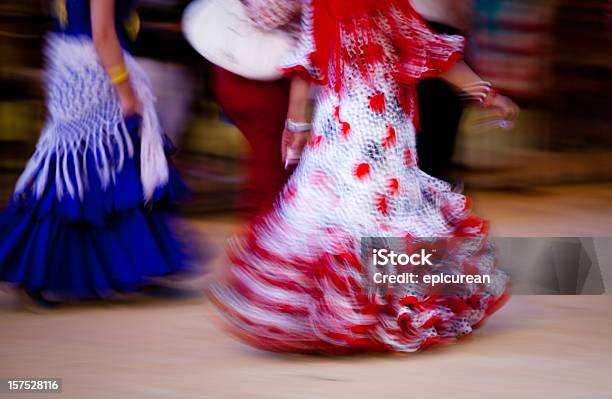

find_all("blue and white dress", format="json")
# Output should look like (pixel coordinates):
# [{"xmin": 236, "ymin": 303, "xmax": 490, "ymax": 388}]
[{"xmin": 0, "ymin": 0, "xmax": 194, "ymax": 299}]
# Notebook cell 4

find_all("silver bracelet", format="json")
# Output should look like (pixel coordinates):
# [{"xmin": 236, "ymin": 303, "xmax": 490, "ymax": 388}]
[{"xmin": 285, "ymin": 119, "xmax": 312, "ymax": 133}]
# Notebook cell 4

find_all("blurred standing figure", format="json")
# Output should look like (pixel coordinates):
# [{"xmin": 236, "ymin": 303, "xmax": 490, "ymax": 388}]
[
  {"xmin": 0, "ymin": 0, "xmax": 193, "ymax": 304},
  {"xmin": 210, "ymin": 0, "xmax": 302, "ymax": 214},
  {"xmin": 412, "ymin": 0, "xmax": 474, "ymax": 179}
]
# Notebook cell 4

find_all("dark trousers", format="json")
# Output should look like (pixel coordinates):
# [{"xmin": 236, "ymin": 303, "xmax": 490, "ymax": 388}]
[{"xmin": 417, "ymin": 21, "xmax": 465, "ymax": 179}]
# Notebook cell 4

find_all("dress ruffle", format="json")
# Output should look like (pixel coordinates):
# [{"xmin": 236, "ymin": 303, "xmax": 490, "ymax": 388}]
[
  {"xmin": 0, "ymin": 205, "xmax": 190, "ymax": 300},
  {"xmin": 211, "ymin": 165, "xmax": 509, "ymax": 353},
  {"xmin": 211, "ymin": 206, "xmax": 509, "ymax": 353}
]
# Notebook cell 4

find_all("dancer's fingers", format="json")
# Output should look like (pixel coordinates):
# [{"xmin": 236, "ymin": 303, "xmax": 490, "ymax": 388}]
[
  {"xmin": 491, "ymin": 95, "xmax": 520, "ymax": 122},
  {"xmin": 281, "ymin": 128, "xmax": 292, "ymax": 163},
  {"xmin": 285, "ymin": 132, "xmax": 309, "ymax": 169},
  {"xmin": 291, "ymin": 133, "xmax": 308, "ymax": 156}
]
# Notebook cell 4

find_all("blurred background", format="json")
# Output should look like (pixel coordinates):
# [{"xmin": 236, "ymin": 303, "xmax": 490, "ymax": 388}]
[{"xmin": 1, "ymin": 0, "xmax": 611, "ymax": 213}]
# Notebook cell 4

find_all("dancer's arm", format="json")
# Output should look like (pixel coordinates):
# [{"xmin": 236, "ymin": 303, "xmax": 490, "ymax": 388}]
[
  {"xmin": 440, "ymin": 60, "xmax": 519, "ymax": 121},
  {"xmin": 91, "ymin": 0, "xmax": 140, "ymax": 116},
  {"xmin": 282, "ymin": 75, "xmax": 312, "ymax": 167}
]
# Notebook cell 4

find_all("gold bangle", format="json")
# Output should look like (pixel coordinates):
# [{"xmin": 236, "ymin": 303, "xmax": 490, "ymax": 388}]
[
  {"xmin": 107, "ymin": 64, "xmax": 129, "ymax": 85},
  {"xmin": 110, "ymin": 70, "xmax": 129, "ymax": 85}
]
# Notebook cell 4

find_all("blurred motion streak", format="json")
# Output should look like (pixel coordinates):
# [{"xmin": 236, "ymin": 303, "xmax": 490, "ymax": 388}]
[{"xmin": 1, "ymin": 0, "xmax": 611, "ymax": 210}]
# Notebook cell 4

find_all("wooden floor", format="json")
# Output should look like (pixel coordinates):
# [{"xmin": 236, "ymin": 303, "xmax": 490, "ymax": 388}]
[{"xmin": 1, "ymin": 183, "xmax": 612, "ymax": 399}]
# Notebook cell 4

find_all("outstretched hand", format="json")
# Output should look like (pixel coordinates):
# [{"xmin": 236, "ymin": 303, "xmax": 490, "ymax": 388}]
[{"xmin": 488, "ymin": 94, "xmax": 520, "ymax": 123}]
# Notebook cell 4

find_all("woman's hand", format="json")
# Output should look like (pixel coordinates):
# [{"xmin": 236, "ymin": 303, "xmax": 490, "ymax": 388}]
[
  {"xmin": 281, "ymin": 129, "xmax": 309, "ymax": 169},
  {"xmin": 116, "ymin": 81, "xmax": 141, "ymax": 117},
  {"xmin": 488, "ymin": 94, "xmax": 519, "ymax": 123},
  {"xmin": 282, "ymin": 75, "xmax": 313, "ymax": 168},
  {"xmin": 441, "ymin": 61, "xmax": 520, "ymax": 122}
]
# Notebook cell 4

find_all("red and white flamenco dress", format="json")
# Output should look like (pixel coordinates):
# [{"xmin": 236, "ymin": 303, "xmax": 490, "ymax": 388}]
[{"xmin": 211, "ymin": 0, "xmax": 510, "ymax": 353}]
